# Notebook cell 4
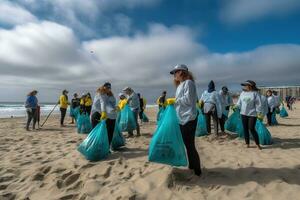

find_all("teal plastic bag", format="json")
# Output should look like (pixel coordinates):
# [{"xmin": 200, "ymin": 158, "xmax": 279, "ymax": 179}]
[
  {"xmin": 156, "ymin": 107, "xmax": 165, "ymax": 121},
  {"xmin": 225, "ymin": 110, "xmax": 239, "ymax": 133},
  {"xmin": 111, "ymin": 121, "xmax": 125, "ymax": 150},
  {"xmin": 225, "ymin": 110, "xmax": 244, "ymax": 137},
  {"xmin": 142, "ymin": 112, "xmax": 149, "ymax": 122},
  {"xmin": 271, "ymin": 112, "xmax": 278, "ymax": 125},
  {"xmin": 255, "ymin": 120, "xmax": 272, "ymax": 145},
  {"xmin": 149, "ymin": 105, "xmax": 188, "ymax": 167},
  {"xmin": 280, "ymin": 107, "xmax": 288, "ymax": 118},
  {"xmin": 77, "ymin": 113, "xmax": 92, "ymax": 134},
  {"xmin": 118, "ymin": 104, "xmax": 137, "ymax": 132},
  {"xmin": 77, "ymin": 121, "xmax": 110, "ymax": 161},
  {"xmin": 196, "ymin": 109, "xmax": 208, "ymax": 137}
]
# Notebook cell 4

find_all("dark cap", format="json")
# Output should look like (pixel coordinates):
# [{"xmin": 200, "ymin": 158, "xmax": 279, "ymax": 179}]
[
  {"xmin": 241, "ymin": 80, "xmax": 258, "ymax": 90},
  {"xmin": 103, "ymin": 82, "xmax": 111, "ymax": 89}
]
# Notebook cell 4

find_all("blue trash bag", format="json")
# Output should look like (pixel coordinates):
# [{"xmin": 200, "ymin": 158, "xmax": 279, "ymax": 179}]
[
  {"xmin": 271, "ymin": 112, "xmax": 279, "ymax": 125},
  {"xmin": 280, "ymin": 107, "xmax": 288, "ymax": 118},
  {"xmin": 142, "ymin": 112, "xmax": 149, "ymax": 122},
  {"xmin": 156, "ymin": 107, "xmax": 165, "ymax": 122},
  {"xmin": 196, "ymin": 109, "xmax": 208, "ymax": 137},
  {"xmin": 77, "ymin": 120, "xmax": 110, "ymax": 161},
  {"xmin": 225, "ymin": 110, "xmax": 240, "ymax": 133},
  {"xmin": 255, "ymin": 120, "xmax": 272, "ymax": 145},
  {"xmin": 70, "ymin": 107, "xmax": 80, "ymax": 118},
  {"xmin": 236, "ymin": 116, "xmax": 244, "ymax": 138},
  {"xmin": 149, "ymin": 105, "xmax": 188, "ymax": 167},
  {"xmin": 77, "ymin": 113, "xmax": 92, "ymax": 134},
  {"xmin": 111, "ymin": 121, "xmax": 125, "ymax": 150},
  {"xmin": 118, "ymin": 104, "xmax": 137, "ymax": 132}
]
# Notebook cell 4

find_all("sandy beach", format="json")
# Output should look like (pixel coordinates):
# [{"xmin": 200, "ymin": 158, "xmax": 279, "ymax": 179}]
[{"xmin": 0, "ymin": 104, "xmax": 299, "ymax": 200}]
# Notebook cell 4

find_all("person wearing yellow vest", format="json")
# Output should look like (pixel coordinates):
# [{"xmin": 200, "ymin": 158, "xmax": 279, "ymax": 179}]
[
  {"xmin": 118, "ymin": 93, "xmax": 127, "ymax": 110},
  {"xmin": 85, "ymin": 93, "xmax": 93, "ymax": 115},
  {"xmin": 156, "ymin": 91, "xmax": 167, "ymax": 109},
  {"xmin": 59, "ymin": 89, "xmax": 70, "ymax": 127}
]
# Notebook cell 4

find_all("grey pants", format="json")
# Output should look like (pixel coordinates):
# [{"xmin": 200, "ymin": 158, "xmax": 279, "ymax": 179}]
[{"xmin": 128, "ymin": 110, "xmax": 140, "ymax": 136}]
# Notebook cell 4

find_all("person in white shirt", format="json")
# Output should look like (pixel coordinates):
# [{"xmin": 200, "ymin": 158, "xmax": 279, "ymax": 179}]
[
  {"xmin": 167, "ymin": 64, "xmax": 201, "ymax": 176},
  {"xmin": 123, "ymin": 87, "xmax": 141, "ymax": 137},
  {"xmin": 236, "ymin": 80, "xmax": 262, "ymax": 150},
  {"xmin": 266, "ymin": 90, "xmax": 275, "ymax": 126},
  {"xmin": 200, "ymin": 80, "xmax": 222, "ymax": 135},
  {"xmin": 218, "ymin": 86, "xmax": 234, "ymax": 133}
]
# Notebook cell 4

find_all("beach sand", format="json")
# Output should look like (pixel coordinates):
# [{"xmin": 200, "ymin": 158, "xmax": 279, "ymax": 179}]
[{"xmin": 0, "ymin": 104, "xmax": 299, "ymax": 200}]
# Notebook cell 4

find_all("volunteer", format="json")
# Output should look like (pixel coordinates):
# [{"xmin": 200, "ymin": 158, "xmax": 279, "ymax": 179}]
[
  {"xmin": 236, "ymin": 80, "xmax": 262, "ymax": 150},
  {"xmin": 59, "ymin": 89, "xmax": 70, "ymax": 127},
  {"xmin": 266, "ymin": 90, "xmax": 276, "ymax": 126},
  {"xmin": 200, "ymin": 81, "xmax": 222, "ymax": 135},
  {"xmin": 99, "ymin": 82, "xmax": 118, "ymax": 144},
  {"xmin": 25, "ymin": 90, "xmax": 38, "ymax": 131},
  {"xmin": 167, "ymin": 64, "xmax": 201, "ymax": 176},
  {"xmin": 218, "ymin": 86, "xmax": 233, "ymax": 133},
  {"xmin": 122, "ymin": 87, "xmax": 141, "ymax": 137}
]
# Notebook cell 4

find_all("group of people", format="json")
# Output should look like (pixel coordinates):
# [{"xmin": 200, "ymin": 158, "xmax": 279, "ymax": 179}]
[
  {"xmin": 57, "ymin": 83, "xmax": 148, "ymax": 139},
  {"xmin": 25, "ymin": 64, "xmax": 294, "ymax": 177}
]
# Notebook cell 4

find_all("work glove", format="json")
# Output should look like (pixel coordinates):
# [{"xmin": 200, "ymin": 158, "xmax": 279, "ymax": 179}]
[
  {"xmin": 166, "ymin": 98, "xmax": 176, "ymax": 105},
  {"xmin": 100, "ymin": 112, "xmax": 107, "ymax": 120},
  {"xmin": 257, "ymin": 113, "xmax": 264, "ymax": 121},
  {"xmin": 232, "ymin": 105, "xmax": 238, "ymax": 112},
  {"xmin": 198, "ymin": 100, "xmax": 204, "ymax": 109}
]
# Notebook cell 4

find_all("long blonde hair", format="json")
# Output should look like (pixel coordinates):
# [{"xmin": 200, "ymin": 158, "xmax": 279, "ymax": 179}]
[{"xmin": 174, "ymin": 71, "xmax": 195, "ymax": 87}]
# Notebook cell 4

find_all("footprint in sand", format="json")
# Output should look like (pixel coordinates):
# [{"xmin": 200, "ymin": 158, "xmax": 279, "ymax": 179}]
[
  {"xmin": 32, "ymin": 172, "xmax": 44, "ymax": 181},
  {"xmin": 63, "ymin": 173, "xmax": 81, "ymax": 187}
]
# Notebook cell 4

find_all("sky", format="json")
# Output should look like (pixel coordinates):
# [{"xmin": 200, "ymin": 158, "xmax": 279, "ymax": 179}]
[{"xmin": 0, "ymin": 0, "xmax": 300, "ymax": 103}]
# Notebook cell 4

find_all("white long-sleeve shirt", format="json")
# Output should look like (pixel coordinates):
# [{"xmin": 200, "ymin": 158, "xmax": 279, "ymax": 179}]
[
  {"xmin": 99, "ymin": 94, "xmax": 117, "ymax": 119},
  {"xmin": 267, "ymin": 95, "xmax": 276, "ymax": 112},
  {"xmin": 200, "ymin": 90, "xmax": 222, "ymax": 118},
  {"xmin": 260, "ymin": 95, "xmax": 268, "ymax": 116},
  {"xmin": 237, "ymin": 91, "xmax": 262, "ymax": 117},
  {"xmin": 219, "ymin": 91, "xmax": 233, "ymax": 116},
  {"xmin": 127, "ymin": 92, "xmax": 140, "ymax": 112},
  {"xmin": 91, "ymin": 94, "xmax": 101, "ymax": 115},
  {"xmin": 174, "ymin": 80, "xmax": 198, "ymax": 125}
]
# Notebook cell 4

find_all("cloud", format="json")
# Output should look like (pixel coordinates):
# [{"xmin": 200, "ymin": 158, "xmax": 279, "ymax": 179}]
[
  {"xmin": 14, "ymin": 0, "xmax": 161, "ymax": 37},
  {"xmin": 220, "ymin": 0, "xmax": 300, "ymax": 24},
  {"xmin": 0, "ymin": 21, "xmax": 299, "ymax": 102},
  {"xmin": 0, "ymin": 0, "xmax": 37, "ymax": 26}
]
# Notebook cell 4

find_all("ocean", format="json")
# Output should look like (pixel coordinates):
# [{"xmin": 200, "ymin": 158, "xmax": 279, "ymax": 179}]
[
  {"xmin": 0, "ymin": 102, "xmax": 158, "ymax": 118},
  {"xmin": 0, "ymin": 102, "xmax": 59, "ymax": 118}
]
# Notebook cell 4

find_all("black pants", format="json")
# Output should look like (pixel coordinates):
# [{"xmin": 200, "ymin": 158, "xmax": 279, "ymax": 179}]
[
  {"xmin": 60, "ymin": 108, "xmax": 67, "ymax": 125},
  {"xmin": 179, "ymin": 118, "xmax": 201, "ymax": 175},
  {"xmin": 219, "ymin": 114, "xmax": 227, "ymax": 132},
  {"xmin": 241, "ymin": 115, "xmax": 260, "ymax": 145},
  {"xmin": 205, "ymin": 110, "xmax": 219, "ymax": 135},
  {"xmin": 91, "ymin": 112, "xmax": 101, "ymax": 128},
  {"xmin": 139, "ymin": 109, "xmax": 144, "ymax": 120},
  {"xmin": 106, "ymin": 119, "xmax": 116, "ymax": 145},
  {"xmin": 266, "ymin": 108, "xmax": 273, "ymax": 126},
  {"xmin": 26, "ymin": 108, "xmax": 37, "ymax": 129}
]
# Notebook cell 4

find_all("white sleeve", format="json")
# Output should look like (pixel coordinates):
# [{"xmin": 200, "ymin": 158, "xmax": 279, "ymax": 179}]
[
  {"xmin": 255, "ymin": 92, "xmax": 262, "ymax": 114},
  {"xmin": 176, "ymin": 81, "xmax": 196, "ymax": 106}
]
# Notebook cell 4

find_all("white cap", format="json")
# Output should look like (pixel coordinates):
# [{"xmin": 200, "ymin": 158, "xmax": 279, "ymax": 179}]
[{"xmin": 170, "ymin": 64, "xmax": 188, "ymax": 74}]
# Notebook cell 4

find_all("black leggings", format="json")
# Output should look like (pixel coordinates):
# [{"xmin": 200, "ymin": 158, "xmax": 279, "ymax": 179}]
[
  {"xmin": 241, "ymin": 115, "xmax": 259, "ymax": 145},
  {"xmin": 106, "ymin": 119, "xmax": 116, "ymax": 145},
  {"xmin": 205, "ymin": 110, "xmax": 219, "ymax": 135},
  {"xmin": 60, "ymin": 108, "xmax": 67, "ymax": 125},
  {"xmin": 26, "ymin": 108, "xmax": 37, "ymax": 129},
  {"xmin": 266, "ymin": 108, "xmax": 273, "ymax": 126},
  {"xmin": 219, "ymin": 114, "xmax": 227, "ymax": 132},
  {"xmin": 179, "ymin": 118, "xmax": 201, "ymax": 175}
]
